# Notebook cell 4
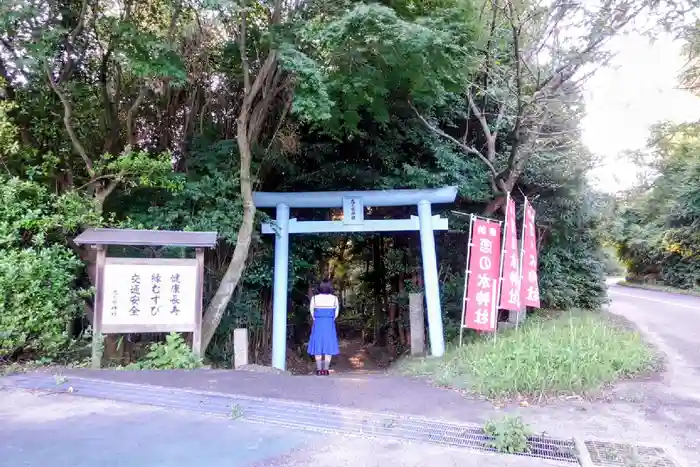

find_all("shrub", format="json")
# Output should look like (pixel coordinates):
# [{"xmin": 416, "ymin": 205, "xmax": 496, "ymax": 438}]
[
  {"xmin": 0, "ymin": 245, "xmax": 85, "ymax": 358},
  {"xmin": 399, "ymin": 310, "xmax": 656, "ymax": 399}
]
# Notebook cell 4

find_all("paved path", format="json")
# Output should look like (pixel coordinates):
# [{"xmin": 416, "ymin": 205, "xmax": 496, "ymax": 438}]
[
  {"xmin": 0, "ymin": 388, "xmax": 561, "ymax": 467},
  {"xmin": 607, "ymin": 283, "xmax": 700, "ymax": 379},
  {"xmin": 602, "ymin": 283, "xmax": 700, "ymax": 454}
]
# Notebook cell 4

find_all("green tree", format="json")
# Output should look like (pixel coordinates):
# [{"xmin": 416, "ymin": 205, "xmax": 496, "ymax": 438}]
[{"xmin": 612, "ymin": 122, "xmax": 700, "ymax": 289}]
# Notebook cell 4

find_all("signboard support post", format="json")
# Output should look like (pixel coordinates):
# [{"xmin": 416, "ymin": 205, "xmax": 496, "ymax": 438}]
[
  {"xmin": 91, "ymin": 245, "xmax": 106, "ymax": 369},
  {"xmin": 193, "ymin": 248, "xmax": 205, "ymax": 358}
]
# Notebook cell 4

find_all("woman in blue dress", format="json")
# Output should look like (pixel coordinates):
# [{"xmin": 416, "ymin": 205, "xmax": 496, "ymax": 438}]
[{"xmin": 307, "ymin": 280, "xmax": 340, "ymax": 375}]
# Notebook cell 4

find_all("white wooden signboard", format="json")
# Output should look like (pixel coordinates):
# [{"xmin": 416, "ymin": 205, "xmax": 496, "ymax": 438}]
[{"xmin": 100, "ymin": 258, "xmax": 198, "ymax": 333}]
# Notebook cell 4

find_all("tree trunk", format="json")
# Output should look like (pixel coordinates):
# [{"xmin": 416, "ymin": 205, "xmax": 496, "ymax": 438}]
[
  {"xmin": 199, "ymin": 111, "xmax": 256, "ymax": 351},
  {"xmin": 387, "ymin": 275, "xmax": 398, "ymax": 354},
  {"xmin": 198, "ymin": 0, "xmax": 285, "ymax": 353},
  {"xmin": 397, "ymin": 269, "xmax": 406, "ymax": 346},
  {"xmin": 372, "ymin": 236, "xmax": 382, "ymax": 344}
]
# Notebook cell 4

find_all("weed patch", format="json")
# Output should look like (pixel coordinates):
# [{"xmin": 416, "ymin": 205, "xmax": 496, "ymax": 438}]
[
  {"xmin": 483, "ymin": 415, "xmax": 531, "ymax": 453},
  {"xmin": 124, "ymin": 333, "xmax": 202, "ymax": 370},
  {"xmin": 400, "ymin": 310, "xmax": 657, "ymax": 399}
]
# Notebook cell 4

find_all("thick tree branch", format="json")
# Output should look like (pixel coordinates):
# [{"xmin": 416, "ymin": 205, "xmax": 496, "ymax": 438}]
[
  {"xmin": 0, "ymin": 57, "xmax": 15, "ymax": 100},
  {"xmin": 239, "ymin": 10, "xmax": 251, "ymax": 96},
  {"xmin": 466, "ymin": 92, "xmax": 497, "ymax": 162},
  {"xmin": 410, "ymin": 101, "xmax": 498, "ymax": 178},
  {"xmin": 56, "ymin": 0, "xmax": 91, "ymax": 86},
  {"xmin": 45, "ymin": 65, "xmax": 95, "ymax": 177},
  {"xmin": 505, "ymin": 0, "xmax": 523, "ymax": 173},
  {"xmin": 126, "ymin": 84, "xmax": 148, "ymax": 147}
]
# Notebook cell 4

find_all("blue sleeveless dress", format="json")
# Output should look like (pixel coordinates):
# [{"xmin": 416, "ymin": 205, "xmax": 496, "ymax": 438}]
[{"xmin": 307, "ymin": 297, "xmax": 340, "ymax": 356}]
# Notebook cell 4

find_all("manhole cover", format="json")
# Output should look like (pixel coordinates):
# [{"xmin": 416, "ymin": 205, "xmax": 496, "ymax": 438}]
[{"xmin": 584, "ymin": 440, "xmax": 678, "ymax": 467}]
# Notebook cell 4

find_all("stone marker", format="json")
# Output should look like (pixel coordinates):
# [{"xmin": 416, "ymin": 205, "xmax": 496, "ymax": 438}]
[
  {"xmin": 233, "ymin": 328, "xmax": 248, "ymax": 369},
  {"xmin": 409, "ymin": 293, "xmax": 426, "ymax": 356},
  {"xmin": 509, "ymin": 309, "xmax": 526, "ymax": 326},
  {"xmin": 499, "ymin": 309, "xmax": 527, "ymax": 331}
]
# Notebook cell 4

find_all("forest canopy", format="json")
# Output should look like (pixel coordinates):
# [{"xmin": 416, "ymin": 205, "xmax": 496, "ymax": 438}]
[{"xmin": 0, "ymin": 0, "xmax": 696, "ymax": 364}]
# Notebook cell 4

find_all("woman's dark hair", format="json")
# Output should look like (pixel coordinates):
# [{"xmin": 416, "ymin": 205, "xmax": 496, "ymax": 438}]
[{"xmin": 317, "ymin": 280, "xmax": 333, "ymax": 295}]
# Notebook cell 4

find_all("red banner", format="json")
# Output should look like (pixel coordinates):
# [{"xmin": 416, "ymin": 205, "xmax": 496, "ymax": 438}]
[
  {"xmin": 463, "ymin": 218, "xmax": 502, "ymax": 331},
  {"xmin": 520, "ymin": 200, "xmax": 541, "ymax": 307},
  {"xmin": 499, "ymin": 196, "xmax": 521, "ymax": 310}
]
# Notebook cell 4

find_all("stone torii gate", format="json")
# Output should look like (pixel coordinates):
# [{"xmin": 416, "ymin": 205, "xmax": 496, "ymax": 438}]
[{"xmin": 253, "ymin": 186, "xmax": 458, "ymax": 370}]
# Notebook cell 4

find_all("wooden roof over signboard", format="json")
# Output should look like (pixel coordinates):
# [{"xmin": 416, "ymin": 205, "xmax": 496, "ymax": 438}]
[{"xmin": 73, "ymin": 228, "xmax": 218, "ymax": 248}]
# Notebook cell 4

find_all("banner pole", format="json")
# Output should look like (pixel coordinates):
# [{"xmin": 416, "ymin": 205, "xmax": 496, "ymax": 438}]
[
  {"xmin": 517, "ymin": 197, "xmax": 528, "ymax": 330},
  {"xmin": 459, "ymin": 214, "xmax": 475, "ymax": 347},
  {"xmin": 491, "ymin": 278, "xmax": 498, "ymax": 343},
  {"xmin": 494, "ymin": 193, "xmax": 510, "ymax": 334}
]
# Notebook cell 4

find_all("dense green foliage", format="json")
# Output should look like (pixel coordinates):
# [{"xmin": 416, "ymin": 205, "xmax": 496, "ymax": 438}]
[
  {"xmin": 0, "ymin": 176, "xmax": 94, "ymax": 358},
  {"xmin": 1, "ymin": 0, "xmax": 690, "ymax": 364},
  {"xmin": 611, "ymin": 122, "xmax": 700, "ymax": 290}
]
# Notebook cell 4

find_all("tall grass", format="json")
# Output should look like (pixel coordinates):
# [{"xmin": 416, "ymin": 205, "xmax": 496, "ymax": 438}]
[{"xmin": 400, "ymin": 311, "xmax": 657, "ymax": 399}]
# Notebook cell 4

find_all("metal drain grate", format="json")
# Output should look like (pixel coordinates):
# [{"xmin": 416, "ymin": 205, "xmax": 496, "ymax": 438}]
[
  {"xmin": 2, "ymin": 374, "xmax": 578, "ymax": 463},
  {"xmin": 584, "ymin": 441, "xmax": 678, "ymax": 467}
]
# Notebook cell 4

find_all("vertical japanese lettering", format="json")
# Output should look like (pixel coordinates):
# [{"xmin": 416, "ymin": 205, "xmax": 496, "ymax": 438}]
[
  {"xmin": 519, "ymin": 201, "xmax": 541, "ymax": 307},
  {"xmin": 464, "ymin": 218, "xmax": 501, "ymax": 331},
  {"xmin": 170, "ymin": 273, "xmax": 181, "ymax": 315},
  {"xmin": 129, "ymin": 274, "xmax": 141, "ymax": 316},
  {"xmin": 111, "ymin": 290, "xmax": 118, "ymax": 317},
  {"xmin": 150, "ymin": 273, "xmax": 162, "ymax": 316},
  {"xmin": 498, "ymin": 197, "xmax": 522, "ymax": 311}
]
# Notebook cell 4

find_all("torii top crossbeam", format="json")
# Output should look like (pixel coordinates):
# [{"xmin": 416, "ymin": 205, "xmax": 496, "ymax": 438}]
[{"xmin": 252, "ymin": 186, "xmax": 458, "ymax": 208}]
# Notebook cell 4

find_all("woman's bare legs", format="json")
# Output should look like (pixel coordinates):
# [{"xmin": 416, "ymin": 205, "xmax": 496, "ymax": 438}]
[
  {"xmin": 314, "ymin": 355, "xmax": 323, "ymax": 374},
  {"xmin": 323, "ymin": 355, "xmax": 332, "ymax": 372}
]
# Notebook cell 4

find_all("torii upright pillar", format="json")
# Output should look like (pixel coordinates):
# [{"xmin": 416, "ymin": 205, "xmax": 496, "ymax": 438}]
[
  {"xmin": 255, "ymin": 187, "xmax": 457, "ymax": 370},
  {"xmin": 271, "ymin": 203, "xmax": 290, "ymax": 370},
  {"xmin": 418, "ymin": 199, "xmax": 445, "ymax": 357}
]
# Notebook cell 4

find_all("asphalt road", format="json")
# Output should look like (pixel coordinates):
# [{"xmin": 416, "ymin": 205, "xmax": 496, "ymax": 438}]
[
  {"xmin": 607, "ymin": 282, "xmax": 700, "ymax": 379},
  {"xmin": 0, "ymin": 389, "xmax": 559, "ymax": 467},
  {"xmin": 2, "ymin": 282, "xmax": 699, "ymax": 467}
]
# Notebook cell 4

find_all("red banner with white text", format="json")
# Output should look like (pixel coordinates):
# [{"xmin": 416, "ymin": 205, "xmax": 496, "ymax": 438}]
[
  {"xmin": 463, "ymin": 217, "xmax": 502, "ymax": 331},
  {"xmin": 520, "ymin": 200, "xmax": 541, "ymax": 307},
  {"xmin": 499, "ymin": 196, "xmax": 521, "ymax": 310}
]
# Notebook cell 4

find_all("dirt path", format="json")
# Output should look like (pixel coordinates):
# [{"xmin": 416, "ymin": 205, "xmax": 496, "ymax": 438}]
[
  {"xmin": 286, "ymin": 338, "xmax": 392, "ymax": 375},
  {"xmin": 331, "ymin": 339, "xmax": 390, "ymax": 373}
]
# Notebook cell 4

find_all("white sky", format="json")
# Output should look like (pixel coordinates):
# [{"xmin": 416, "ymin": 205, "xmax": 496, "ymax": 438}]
[{"xmin": 583, "ymin": 32, "xmax": 700, "ymax": 192}]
